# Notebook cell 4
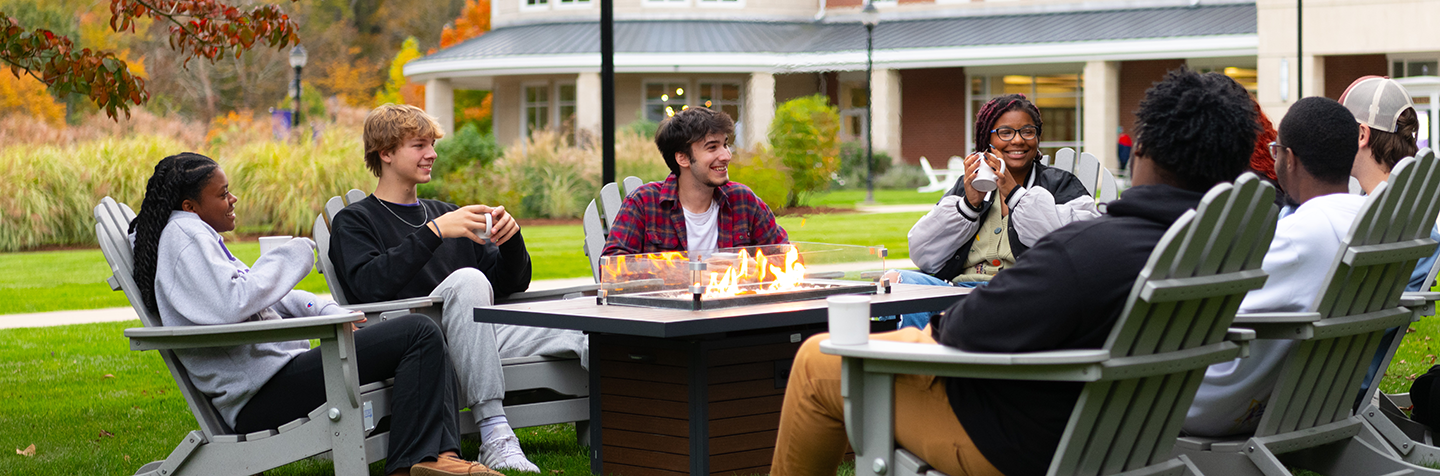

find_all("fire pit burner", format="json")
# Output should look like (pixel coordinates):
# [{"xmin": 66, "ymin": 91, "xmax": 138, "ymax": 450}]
[{"xmin": 605, "ymin": 279, "xmax": 879, "ymax": 311}]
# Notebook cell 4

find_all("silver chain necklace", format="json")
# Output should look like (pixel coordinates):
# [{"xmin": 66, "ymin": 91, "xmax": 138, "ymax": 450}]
[{"xmin": 377, "ymin": 199, "xmax": 429, "ymax": 228}]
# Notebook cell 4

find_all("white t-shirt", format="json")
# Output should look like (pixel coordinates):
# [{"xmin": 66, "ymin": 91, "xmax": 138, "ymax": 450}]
[
  {"xmin": 684, "ymin": 199, "xmax": 721, "ymax": 253},
  {"xmin": 1183, "ymin": 192, "xmax": 1366, "ymax": 437}
]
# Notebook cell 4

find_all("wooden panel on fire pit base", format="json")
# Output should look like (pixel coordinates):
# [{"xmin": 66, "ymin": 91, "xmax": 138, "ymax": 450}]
[{"xmin": 595, "ymin": 326, "xmax": 823, "ymax": 476}]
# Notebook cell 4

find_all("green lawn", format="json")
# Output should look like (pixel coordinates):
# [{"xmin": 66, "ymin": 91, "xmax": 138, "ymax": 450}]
[
  {"xmin": 803, "ymin": 188, "xmax": 943, "ymax": 208},
  {"xmin": 0, "ymin": 210, "xmax": 926, "ymax": 316},
  {"xmin": 0, "ymin": 320, "xmax": 589, "ymax": 476}
]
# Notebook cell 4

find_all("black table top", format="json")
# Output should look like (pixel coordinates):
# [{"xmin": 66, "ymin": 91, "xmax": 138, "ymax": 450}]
[{"xmin": 474, "ymin": 283, "xmax": 970, "ymax": 338}]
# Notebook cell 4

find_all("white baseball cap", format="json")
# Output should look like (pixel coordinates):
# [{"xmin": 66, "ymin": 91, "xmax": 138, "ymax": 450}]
[{"xmin": 1339, "ymin": 76, "xmax": 1416, "ymax": 133}]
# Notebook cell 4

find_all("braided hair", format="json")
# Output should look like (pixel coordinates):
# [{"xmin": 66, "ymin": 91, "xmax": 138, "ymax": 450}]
[
  {"xmin": 130, "ymin": 153, "xmax": 220, "ymax": 314},
  {"xmin": 972, "ymin": 94, "xmax": 1043, "ymax": 154}
]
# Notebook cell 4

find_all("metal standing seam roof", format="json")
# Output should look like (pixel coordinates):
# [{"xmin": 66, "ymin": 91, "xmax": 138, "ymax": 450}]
[{"xmin": 411, "ymin": 3, "xmax": 1255, "ymax": 65}]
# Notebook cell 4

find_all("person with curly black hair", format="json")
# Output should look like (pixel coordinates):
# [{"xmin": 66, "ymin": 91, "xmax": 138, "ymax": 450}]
[
  {"xmin": 131, "ymin": 153, "xmax": 499, "ymax": 476},
  {"xmin": 894, "ymin": 94, "xmax": 1100, "ymax": 329},
  {"xmin": 772, "ymin": 68, "xmax": 1256, "ymax": 476}
]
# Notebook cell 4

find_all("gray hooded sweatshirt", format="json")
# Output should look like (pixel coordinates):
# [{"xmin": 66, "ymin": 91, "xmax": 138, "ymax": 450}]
[{"xmin": 148, "ymin": 211, "xmax": 344, "ymax": 427}]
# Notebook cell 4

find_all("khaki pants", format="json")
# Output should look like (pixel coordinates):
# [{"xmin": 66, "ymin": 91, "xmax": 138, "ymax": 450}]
[{"xmin": 772, "ymin": 326, "xmax": 1003, "ymax": 476}]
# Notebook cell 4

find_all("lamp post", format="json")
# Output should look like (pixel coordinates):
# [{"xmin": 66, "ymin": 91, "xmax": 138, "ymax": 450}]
[
  {"xmin": 860, "ymin": 2, "xmax": 879, "ymax": 204},
  {"xmin": 289, "ymin": 45, "xmax": 308, "ymax": 129}
]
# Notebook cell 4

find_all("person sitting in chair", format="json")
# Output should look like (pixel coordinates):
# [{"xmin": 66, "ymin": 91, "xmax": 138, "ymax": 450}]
[
  {"xmin": 890, "ymin": 94, "xmax": 1101, "ymax": 329},
  {"xmin": 1182, "ymin": 96, "xmax": 1364, "ymax": 436},
  {"xmin": 771, "ymin": 68, "xmax": 1258, "ymax": 476},
  {"xmin": 131, "ymin": 153, "xmax": 498, "ymax": 476},
  {"xmin": 328, "ymin": 104, "xmax": 587, "ymax": 473},
  {"xmin": 601, "ymin": 106, "xmax": 787, "ymax": 256}
]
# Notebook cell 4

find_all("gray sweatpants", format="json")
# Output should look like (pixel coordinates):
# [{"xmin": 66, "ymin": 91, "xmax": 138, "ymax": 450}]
[{"xmin": 430, "ymin": 267, "xmax": 589, "ymax": 423}]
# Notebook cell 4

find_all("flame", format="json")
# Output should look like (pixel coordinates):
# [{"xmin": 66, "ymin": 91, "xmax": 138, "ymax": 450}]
[{"xmin": 603, "ymin": 246, "xmax": 810, "ymax": 298}]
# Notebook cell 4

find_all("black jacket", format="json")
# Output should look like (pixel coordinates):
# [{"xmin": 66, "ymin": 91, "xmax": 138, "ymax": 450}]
[
  {"xmin": 931, "ymin": 184, "xmax": 1206, "ymax": 476},
  {"xmin": 932, "ymin": 161, "xmax": 1091, "ymax": 281}
]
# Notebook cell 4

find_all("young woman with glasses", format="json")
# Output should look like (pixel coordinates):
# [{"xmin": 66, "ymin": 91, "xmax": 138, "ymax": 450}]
[{"xmin": 891, "ymin": 94, "xmax": 1102, "ymax": 329}]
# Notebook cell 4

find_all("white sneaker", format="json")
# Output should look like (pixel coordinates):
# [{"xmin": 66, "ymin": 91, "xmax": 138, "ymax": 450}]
[{"xmin": 479, "ymin": 424, "xmax": 540, "ymax": 473}]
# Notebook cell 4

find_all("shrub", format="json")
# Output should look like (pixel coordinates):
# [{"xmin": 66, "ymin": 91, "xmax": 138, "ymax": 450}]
[
  {"xmin": 728, "ymin": 148, "xmax": 791, "ymax": 211},
  {"xmin": 834, "ymin": 141, "xmax": 892, "ymax": 189},
  {"xmin": 875, "ymin": 164, "xmax": 930, "ymax": 189},
  {"xmin": 768, "ymin": 95, "xmax": 840, "ymax": 207},
  {"xmin": 435, "ymin": 122, "xmax": 502, "ymax": 177}
]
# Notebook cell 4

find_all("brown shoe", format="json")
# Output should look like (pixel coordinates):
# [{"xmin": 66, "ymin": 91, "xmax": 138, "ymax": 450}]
[{"xmin": 410, "ymin": 455, "xmax": 504, "ymax": 476}]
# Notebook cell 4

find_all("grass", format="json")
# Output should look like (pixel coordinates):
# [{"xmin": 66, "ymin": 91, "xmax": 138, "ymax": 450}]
[
  {"xmin": 0, "ymin": 208, "xmax": 927, "ymax": 316},
  {"xmin": 0, "ymin": 320, "xmax": 588, "ymax": 476},
  {"xmin": 803, "ymin": 189, "xmax": 943, "ymax": 208}
]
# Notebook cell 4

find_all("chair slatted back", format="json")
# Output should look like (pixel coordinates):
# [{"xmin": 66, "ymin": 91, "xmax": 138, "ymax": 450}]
[
  {"xmin": 94, "ymin": 197, "xmax": 235, "ymax": 438},
  {"xmin": 1052, "ymin": 148, "xmax": 1077, "ymax": 174},
  {"xmin": 315, "ymin": 190, "xmax": 369, "ymax": 306},
  {"xmin": 1051, "ymin": 174, "xmax": 1278, "ymax": 475},
  {"xmin": 584, "ymin": 177, "xmax": 643, "ymax": 281},
  {"xmin": 1049, "ymin": 148, "xmax": 1121, "ymax": 203},
  {"xmin": 1257, "ymin": 150, "xmax": 1440, "ymax": 437}
]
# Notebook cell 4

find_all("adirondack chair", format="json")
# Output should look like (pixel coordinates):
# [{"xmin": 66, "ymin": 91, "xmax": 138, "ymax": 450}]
[
  {"xmin": 822, "ymin": 173, "xmax": 1280, "ymax": 476},
  {"xmin": 96, "ymin": 197, "xmax": 382, "ymax": 476},
  {"xmin": 1173, "ymin": 151, "xmax": 1440, "ymax": 476},
  {"xmin": 582, "ymin": 176, "xmax": 644, "ymax": 281},
  {"xmin": 916, "ymin": 156, "xmax": 963, "ymax": 194},
  {"xmin": 1051, "ymin": 148, "xmax": 1121, "ymax": 203},
  {"xmin": 313, "ymin": 190, "xmax": 593, "ymax": 437}
]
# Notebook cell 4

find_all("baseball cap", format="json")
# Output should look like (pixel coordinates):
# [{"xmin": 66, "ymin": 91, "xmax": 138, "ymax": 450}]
[{"xmin": 1339, "ymin": 76, "xmax": 1416, "ymax": 133}]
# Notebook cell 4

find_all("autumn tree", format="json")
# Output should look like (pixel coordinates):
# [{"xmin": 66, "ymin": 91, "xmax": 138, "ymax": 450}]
[
  {"xmin": 439, "ymin": 0, "xmax": 489, "ymax": 49},
  {"xmin": 374, "ymin": 36, "xmax": 423, "ymax": 106},
  {"xmin": 0, "ymin": 0, "xmax": 302, "ymax": 119}
]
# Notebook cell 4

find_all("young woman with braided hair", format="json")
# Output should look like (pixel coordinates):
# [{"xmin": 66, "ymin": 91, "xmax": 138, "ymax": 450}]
[
  {"xmin": 131, "ymin": 153, "xmax": 500, "ymax": 476},
  {"xmin": 890, "ymin": 94, "xmax": 1101, "ymax": 329}
]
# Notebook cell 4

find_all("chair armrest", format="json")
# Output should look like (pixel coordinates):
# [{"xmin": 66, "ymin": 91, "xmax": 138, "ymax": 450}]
[
  {"xmin": 498, "ymin": 284, "xmax": 601, "ymax": 304},
  {"xmin": 820, "ymin": 340, "xmax": 1111, "ymax": 382},
  {"xmin": 1232, "ymin": 311, "xmax": 1323, "ymax": 339},
  {"xmin": 125, "ymin": 312, "xmax": 364, "ymax": 351},
  {"xmin": 1227, "ymin": 328, "xmax": 1257, "ymax": 358},
  {"xmin": 342, "ymin": 296, "xmax": 440, "ymax": 314},
  {"xmin": 1402, "ymin": 292, "xmax": 1438, "ymax": 317}
]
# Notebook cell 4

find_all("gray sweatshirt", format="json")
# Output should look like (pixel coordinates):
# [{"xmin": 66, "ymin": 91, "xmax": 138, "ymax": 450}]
[{"xmin": 148, "ymin": 211, "xmax": 344, "ymax": 428}]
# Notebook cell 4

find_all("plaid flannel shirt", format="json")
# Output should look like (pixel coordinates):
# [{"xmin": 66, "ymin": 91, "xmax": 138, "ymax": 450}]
[{"xmin": 601, "ymin": 174, "xmax": 788, "ymax": 256}]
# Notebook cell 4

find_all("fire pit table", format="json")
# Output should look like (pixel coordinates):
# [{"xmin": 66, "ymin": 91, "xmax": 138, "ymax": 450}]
[{"xmin": 473, "ymin": 243, "xmax": 972, "ymax": 476}]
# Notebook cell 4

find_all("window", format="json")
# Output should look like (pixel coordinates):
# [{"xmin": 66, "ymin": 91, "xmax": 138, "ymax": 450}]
[
  {"xmin": 698, "ymin": 0, "xmax": 742, "ymax": 6},
  {"xmin": 646, "ymin": 82, "xmax": 689, "ymax": 122},
  {"xmin": 839, "ymin": 82, "xmax": 868, "ymax": 142},
  {"xmin": 525, "ymin": 0, "xmax": 547, "ymax": 6},
  {"xmin": 524, "ymin": 85, "xmax": 550, "ymax": 132},
  {"xmin": 557, "ymin": 0, "xmax": 590, "ymax": 6},
  {"xmin": 698, "ymin": 81, "xmax": 742, "ymax": 121},
  {"xmin": 645, "ymin": 0, "xmax": 687, "ymax": 5},
  {"xmin": 968, "ymin": 73, "xmax": 1084, "ymax": 159},
  {"xmin": 1394, "ymin": 59, "xmax": 1439, "ymax": 78}
]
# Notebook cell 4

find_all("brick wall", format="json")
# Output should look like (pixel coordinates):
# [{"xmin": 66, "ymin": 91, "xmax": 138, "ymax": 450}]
[
  {"xmin": 1324, "ymin": 54, "xmax": 1388, "ymax": 100},
  {"xmin": 900, "ymin": 67, "xmax": 967, "ymax": 166},
  {"xmin": 1118, "ymin": 59, "xmax": 1186, "ymax": 137}
]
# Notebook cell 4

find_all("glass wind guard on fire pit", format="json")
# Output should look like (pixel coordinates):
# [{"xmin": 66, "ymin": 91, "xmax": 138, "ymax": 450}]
[{"xmin": 597, "ymin": 242, "xmax": 888, "ymax": 311}]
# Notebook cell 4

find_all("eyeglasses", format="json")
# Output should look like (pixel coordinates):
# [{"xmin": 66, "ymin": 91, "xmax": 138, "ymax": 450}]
[
  {"xmin": 991, "ymin": 126, "xmax": 1039, "ymax": 142},
  {"xmin": 1268, "ymin": 141, "xmax": 1287, "ymax": 158}
]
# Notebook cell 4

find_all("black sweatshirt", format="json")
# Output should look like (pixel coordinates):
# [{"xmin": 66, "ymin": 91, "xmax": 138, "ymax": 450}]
[
  {"xmin": 328, "ymin": 196, "xmax": 532, "ymax": 303},
  {"xmin": 931, "ymin": 184, "xmax": 1205, "ymax": 476}
]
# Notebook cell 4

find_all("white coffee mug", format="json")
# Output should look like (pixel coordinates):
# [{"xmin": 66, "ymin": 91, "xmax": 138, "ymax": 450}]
[
  {"xmin": 972, "ymin": 152, "xmax": 1005, "ymax": 193},
  {"xmin": 258, "ymin": 235, "xmax": 294, "ymax": 255},
  {"xmin": 827, "ymin": 295, "xmax": 872, "ymax": 345},
  {"xmin": 474, "ymin": 213, "xmax": 493, "ymax": 242}
]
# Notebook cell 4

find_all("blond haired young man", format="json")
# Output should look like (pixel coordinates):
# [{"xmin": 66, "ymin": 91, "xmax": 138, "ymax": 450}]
[{"xmin": 329, "ymin": 104, "xmax": 587, "ymax": 472}]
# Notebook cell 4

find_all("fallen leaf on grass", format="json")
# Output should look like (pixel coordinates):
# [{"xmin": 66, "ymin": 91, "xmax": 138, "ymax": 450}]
[
  {"xmin": 124, "ymin": 455, "xmax": 131, "ymax": 462},
  {"xmin": 551, "ymin": 471, "xmax": 563, "ymax": 474},
  {"xmin": 16, "ymin": 444, "xmax": 34, "ymax": 456},
  {"xmin": 102, "ymin": 374, "xmax": 115, "ymax": 379},
  {"xmin": 99, "ymin": 429, "xmax": 114, "ymax": 438},
  {"xmin": 141, "ymin": 390, "xmax": 147, "ymax": 395}
]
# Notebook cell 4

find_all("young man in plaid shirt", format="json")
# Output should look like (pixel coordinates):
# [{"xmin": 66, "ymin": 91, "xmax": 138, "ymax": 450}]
[{"xmin": 601, "ymin": 107, "xmax": 788, "ymax": 256}]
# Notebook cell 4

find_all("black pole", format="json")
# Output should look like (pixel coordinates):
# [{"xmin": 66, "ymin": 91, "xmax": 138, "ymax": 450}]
[
  {"xmin": 602, "ymin": 0, "xmax": 616, "ymax": 185},
  {"xmin": 864, "ymin": 23, "xmax": 875, "ymax": 204},
  {"xmin": 1296, "ymin": 0, "xmax": 1302, "ymax": 99},
  {"xmin": 293, "ymin": 65, "xmax": 303, "ymax": 129}
]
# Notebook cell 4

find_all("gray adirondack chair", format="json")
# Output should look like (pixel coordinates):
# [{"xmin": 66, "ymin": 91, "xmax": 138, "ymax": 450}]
[
  {"xmin": 1051, "ymin": 148, "xmax": 1121, "ymax": 203},
  {"xmin": 1173, "ymin": 150, "xmax": 1440, "ymax": 476},
  {"xmin": 582, "ymin": 176, "xmax": 644, "ymax": 281},
  {"xmin": 96, "ymin": 197, "xmax": 381, "ymax": 476},
  {"xmin": 821, "ymin": 173, "xmax": 1280, "ymax": 476},
  {"xmin": 313, "ymin": 190, "xmax": 593, "ymax": 437}
]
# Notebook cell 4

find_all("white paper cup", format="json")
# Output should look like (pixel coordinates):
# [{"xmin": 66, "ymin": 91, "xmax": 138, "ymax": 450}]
[
  {"xmin": 259, "ymin": 236, "xmax": 293, "ymax": 255},
  {"xmin": 827, "ymin": 295, "xmax": 872, "ymax": 345}
]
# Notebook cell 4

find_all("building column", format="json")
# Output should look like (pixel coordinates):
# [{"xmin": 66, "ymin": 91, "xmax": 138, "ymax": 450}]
[
  {"xmin": 1082, "ymin": 60, "xmax": 1121, "ymax": 171},
  {"xmin": 1303, "ymin": 54, "xmax": 1325, "ymax": 100},
  {"xmin": 872, "ymin": 68, "xmax": 902, "ymax": 162},
  {"xmin": 744, "ymin": 72, "xmax": 776, "ymax": 148},
  {"xmin": 425, "ymin": 78, "xmax": 455, "ymax": 137},
  {"xmin": 576, "ymin": 72, "xmax": 602, "ymax": 144}
]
